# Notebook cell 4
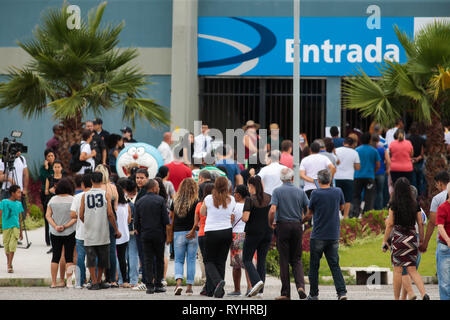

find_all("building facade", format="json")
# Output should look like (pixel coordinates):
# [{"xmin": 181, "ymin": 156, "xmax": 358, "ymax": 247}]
[{"xmin": 0, "ymin": 0, "xmax": 449, "ymax": 166}]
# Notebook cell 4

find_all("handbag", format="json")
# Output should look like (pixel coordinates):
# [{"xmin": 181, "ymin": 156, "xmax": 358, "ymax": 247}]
[{"xmin": 166, "ymin": 223, "xmax": 174, "ymax": 244}]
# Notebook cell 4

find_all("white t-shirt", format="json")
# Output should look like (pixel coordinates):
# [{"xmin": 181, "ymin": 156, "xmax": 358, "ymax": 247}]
[
  {"xmin": 116, "ymin": 203, "xmax": 130, "ymax": 245},
  {"xmin": 204, "ymin": 194, "xmax": 235, "ymax": 232},
  {"xmin": 70, "ymin": 191, "xmax": 85, "ymax": 240},
  {"xmin": 158, "ymin": 141, "xmax": 174, "ymax": 164},
  {"xmin": 257, "ymin": 162, "xmax": 287, "ymax": 195},
  {"xmin": 232, "ymin": 202, "xmax": 246, "ymax": 233},
  {"xmin": 445, "ymin": 131, "xmax": 450, "ymax": 145},
  {"xmin": 193, "ymin": 134, "xmax": 212, "ymax": 158},
  {"xmin": 300, "ymin": 153, "xmax": 332, "ymax": 192},
  {"xmin": 335, "ymin": 146, "xmax": 360, "ymax": 180},
  {"xmin": 0, "ymin": 156, "xmax": 27, "ymax": 189},
  {"xmin": 385, "ymin": 127, "xmax": 398, "ymax": 147},
  {"xmin": 77, "ymin": 141, "xmax": 95, "ymax": 174}
]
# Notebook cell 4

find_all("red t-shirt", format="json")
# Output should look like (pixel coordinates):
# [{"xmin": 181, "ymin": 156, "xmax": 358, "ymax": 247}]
[
  {"xmin": 389, "ymin": 140, "xmax": 413, "ymax": 172},
  {"xmin": 436, "ymin": 200, "xmax": 450, "ymax": 243},
  {"xmin": 166, "ymin": 161, "xmax": 192, "ymax": 191},
  {"xmin": 280, "ymin": 152, "xmax": 294, "ymax": 169},
  {"xmin": 195, "ymin": 202, "xmax": 207, "ymax": 237}
]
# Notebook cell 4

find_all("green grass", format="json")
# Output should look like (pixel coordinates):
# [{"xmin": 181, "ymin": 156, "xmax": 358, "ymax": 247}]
[{"xmin": 318, "ymin": 230, "xmax": 438, "ymax": 276}]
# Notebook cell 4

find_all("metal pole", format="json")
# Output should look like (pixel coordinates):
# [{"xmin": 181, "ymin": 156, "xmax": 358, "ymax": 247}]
[{"xmin": 293, "ymin": 0, "xmax": 300, "ymax": 187}]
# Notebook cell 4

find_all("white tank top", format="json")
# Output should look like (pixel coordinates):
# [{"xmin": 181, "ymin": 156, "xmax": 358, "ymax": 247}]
[
  {"xmin": 116, "ymin": 204, "xmax": 130, "ymax": 245},
  {"xmin": 83, "ymin": 188, "xmax": 110, "ymax": 246}
]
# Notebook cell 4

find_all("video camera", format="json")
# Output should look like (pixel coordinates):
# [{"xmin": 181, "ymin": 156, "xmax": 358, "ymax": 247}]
[{"xmin": 0, "ymin": 131, "xmax": 28, "ymax": 166}]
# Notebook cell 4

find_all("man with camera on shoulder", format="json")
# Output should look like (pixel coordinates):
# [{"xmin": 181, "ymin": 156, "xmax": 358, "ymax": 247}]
[{"xmin": 0, "ymin": 151, "xmax": 29, "ymax": 216}]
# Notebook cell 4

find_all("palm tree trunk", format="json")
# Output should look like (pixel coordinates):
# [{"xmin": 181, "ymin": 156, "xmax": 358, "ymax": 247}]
[
  {"xmin": 423, "ymin": 108, "xmax": 448, "ymax": 211},
  {"xmin": 55, "ymin": 112, "xmax": 84, "ymax": 174}
]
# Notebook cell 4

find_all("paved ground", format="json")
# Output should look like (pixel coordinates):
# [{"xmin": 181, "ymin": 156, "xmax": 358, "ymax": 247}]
[
  {"xmin": 0, "ymin": 284, "xmax": 440, "ymax": 300},
  {"xmin": 0, "ymin": 227, "xmax": 440, "ymax": 300}
]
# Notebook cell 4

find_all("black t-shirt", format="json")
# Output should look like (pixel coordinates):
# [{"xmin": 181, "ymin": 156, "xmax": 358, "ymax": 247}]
[
  {"xmin": 171, "ymin": 200, "xmax": 198, "ymax": 232},
  {"xmin": 388, "ymin": 202, "xmax": 421, "ymax": 228},
  {"xmin": 91, "ymin": 134, "xmax": 106, "ymax": 166},
  {"xmin": 407, "ymin": 134, "xmax": 425, "ymax": 160},
  {"xmin": 243, "ymin": 193, "xmax": 273, "ymax": 236}
]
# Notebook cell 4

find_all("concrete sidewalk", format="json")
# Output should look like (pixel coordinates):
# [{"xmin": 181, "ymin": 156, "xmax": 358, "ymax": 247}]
[
  {"xmin": 0, "ymin": 226, "xmax": 279, "ymax": 288},
  {"xmin": 0, "ymin": 227, "xmax": 440, "ymax": 300}
]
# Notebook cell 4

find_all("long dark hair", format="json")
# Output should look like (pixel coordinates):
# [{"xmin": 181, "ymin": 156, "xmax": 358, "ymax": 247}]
[
  {"xmin": 155, "ymin": 177, "xmax": 168, "ymax": 201},
  {"xmin": 248, "ymin": 176, "xmax": 264, "ymax": 206},
  {"xmin": 116, "ymin": 184, "xmax": 127, "ymax": 205},
  {"xmin": 390, "ymin": 178, "xmax": 417, "ymax": 227},
  {"xmin": 201, "ymin": 183, "xmax": 214, "ymax": 202}
]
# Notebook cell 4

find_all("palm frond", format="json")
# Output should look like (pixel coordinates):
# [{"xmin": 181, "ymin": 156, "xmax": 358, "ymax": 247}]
[
  {"xmin": 343, "ymin": 68, "xmax": 400, "ymax": 126},
  {"xmin": 429, "ymin": 66, "xmax": 450, "ymax": 100},
  {"xmin": 394, "ymin": 24, "xmax": 416, "ymax": 60},
  {"xmin": 122, "ymin": 97, "xmax": 170, "ymax": 129},
  {"xmin": 0, "ymin": 67, "xmax": 54, "ymax": 118},
  {"xmin": 88, "ymin": 1, "xmax": 107, "ymax": 34}
]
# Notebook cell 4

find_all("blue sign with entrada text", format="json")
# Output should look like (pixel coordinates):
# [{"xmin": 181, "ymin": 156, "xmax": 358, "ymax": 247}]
[{"xmin": 198, "ymin": 17, "xmax": 414, "ymax": 76}]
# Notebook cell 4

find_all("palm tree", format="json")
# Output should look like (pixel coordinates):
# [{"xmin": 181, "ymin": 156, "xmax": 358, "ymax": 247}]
[
  {"xmin": 343, "ymin": 20, "xmax": 450, "ymax": 209},
  {"xmin": 0, "ymin": 1, "xmax": 169, "ymax": 171}
]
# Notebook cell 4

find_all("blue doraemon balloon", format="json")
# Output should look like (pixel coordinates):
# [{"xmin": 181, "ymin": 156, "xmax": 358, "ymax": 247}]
[{"xmin": 116, "ymin": 143, "xmax": 164, "ymax": 178}]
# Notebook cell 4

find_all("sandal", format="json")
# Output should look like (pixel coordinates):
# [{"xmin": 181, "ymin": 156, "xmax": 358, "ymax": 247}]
[
  {"xmin": 110, "ymin": 282, "xmax": 119, "ymax": 288},
  {"xmin": 7, "ymin": 267, "xmax": 13, "ymax": 273},
  {"xmin": 56, "ymin": 281, "xmax": 66, "ymax": 288}
]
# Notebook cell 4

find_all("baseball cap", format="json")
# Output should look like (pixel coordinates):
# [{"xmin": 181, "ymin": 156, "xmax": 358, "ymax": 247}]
[
  {"xmin": 120, "ymin": 126, "xmax": 133, "ymax": 133},
  {"xmin": 93, "ymin": 118, "xmax": 103, "ymax": 125}
]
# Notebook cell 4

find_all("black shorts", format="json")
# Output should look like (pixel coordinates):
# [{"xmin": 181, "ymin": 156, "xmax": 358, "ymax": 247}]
[
  {"xmin": 335, "ymin": 179, "xmax": 354, "ymax": 203},
  {"xmin": 85, "ymin": 244, "xmax": 110, "ymax": 269}
]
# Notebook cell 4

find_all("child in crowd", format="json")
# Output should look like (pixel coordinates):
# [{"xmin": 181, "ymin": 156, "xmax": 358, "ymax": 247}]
[{"xmin": 0, "ymin": 185, "xmax": 24, "ymax": 273}]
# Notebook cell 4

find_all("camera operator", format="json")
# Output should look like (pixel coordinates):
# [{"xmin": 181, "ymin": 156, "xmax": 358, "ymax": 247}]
[
  {"xmin": 0, "ymin": 151, "xmax": 29, "ymax": 219},
  {"xmin": 85, "ymin": 120, "xmax": 107, "ymax": 167}
]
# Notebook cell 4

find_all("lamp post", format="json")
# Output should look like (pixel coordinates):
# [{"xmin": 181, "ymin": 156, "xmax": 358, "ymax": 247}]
[{"xmin": 293, "ymin": 0, "xmax": 301, "ymax": 187}]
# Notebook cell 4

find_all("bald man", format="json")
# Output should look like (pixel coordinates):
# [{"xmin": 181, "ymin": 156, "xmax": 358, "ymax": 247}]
[{"xmin": 158, "ymin": 132, "xmax": 174, "ymax": 164}]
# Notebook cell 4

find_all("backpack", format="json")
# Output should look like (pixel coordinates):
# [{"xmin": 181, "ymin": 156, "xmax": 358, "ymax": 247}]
[{"xmin": 69, "ymin": 142, "xmax": 89, "ymax": 173}]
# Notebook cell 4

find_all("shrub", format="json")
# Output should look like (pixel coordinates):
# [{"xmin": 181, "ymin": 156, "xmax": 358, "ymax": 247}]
[
  {"xmin": 339, "ymin": 210, "xmax": 388, "ymax": 246},
  {"xmin": 29, "ymin": 204, "xmax": 44, "ymax": 220}
]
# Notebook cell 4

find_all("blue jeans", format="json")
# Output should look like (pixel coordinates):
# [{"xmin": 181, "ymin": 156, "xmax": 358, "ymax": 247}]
[
  {"xmin": 374, "ymin": 174, "xmax": 385, "ymax": 210},
  {"xmin": 411, "ymin": 162, "xmax": 425, "ymax": 196},
  {"xmin": 106, "ymin": 223, "xmax": 117, "ymax": 283},
  {"xmin": 174, "ymin": 231, "xmax": 198, "ymax": 285},
  {"xmin": 75, "ymin": 239, "xmax": 86, "ymax": 287},
  {"xmin": 437, "ymin": 242, "xmax": 450, "ymax": 300},
  {"xmin": 309, "ymin": 239, "xmax": 347, "ymax": 297},
  {"xmin": 117, "ymin": 234, "xmax": 140, "ymax": 285}
]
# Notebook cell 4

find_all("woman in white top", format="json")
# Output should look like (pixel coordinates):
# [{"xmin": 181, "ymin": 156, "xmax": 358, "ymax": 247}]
[
  {"xmin": 45, "ymin": 178, "xmax": 77, "ymax": 288},
  {"xmin": 228, "ymin": 184, "xmax": 252, "ymax": 296},
  {"xmin": 95, "ymin": 164, "xmax": 119, "ymax": 287},
  {"xmin": 115, "ymin": 185, "xmax": 131, "ymax": 288},
  {"xmin": 200, "ymin": 176, "xmax": 236, "ymax": 298}
]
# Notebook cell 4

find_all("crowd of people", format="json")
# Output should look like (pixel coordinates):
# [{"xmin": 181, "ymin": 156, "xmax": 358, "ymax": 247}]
[{"xmin": 0, "ymin": 117, "xmax": 449, "ymax": 300}]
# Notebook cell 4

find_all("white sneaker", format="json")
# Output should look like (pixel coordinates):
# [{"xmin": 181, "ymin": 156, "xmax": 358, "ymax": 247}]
[
  {"xmin": 75, "ymin": 285, "xmax": 83, "ymax": 289},
  {"xmin": 132, "ymin": 283, "xmax": 147, "ymax": 291},
  {"xmin": 247, "ymin": 281, "xmax": 264, "ymax": 297},
  {"xmin": 162, "ymin": 279, "xmax": 167, "ymax": 286}
]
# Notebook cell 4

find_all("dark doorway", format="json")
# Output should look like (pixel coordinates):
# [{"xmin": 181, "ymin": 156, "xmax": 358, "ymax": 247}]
[{"xmin": 199, "ymin": 77, "xmax": 326, "ymax": 143}]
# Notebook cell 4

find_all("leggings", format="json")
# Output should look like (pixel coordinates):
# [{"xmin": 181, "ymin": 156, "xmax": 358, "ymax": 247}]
[
  {"xmin": 204, "ymin": 228, "xmax": 232, "ymax": 295},
  {"xmin": 116, "ymin": 242, "xmax": 129, "ymax": 283},
  {"xmin": 50, "ymin": 232, "xmax": 76, "ymax": 264}
]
